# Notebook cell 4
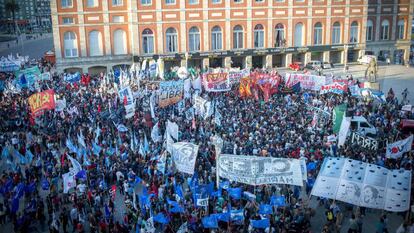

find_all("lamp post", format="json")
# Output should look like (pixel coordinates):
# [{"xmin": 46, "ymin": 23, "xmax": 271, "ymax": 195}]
[{"xmin": 211, "ymin": 135, "xmax": 224, "ymax": 189}]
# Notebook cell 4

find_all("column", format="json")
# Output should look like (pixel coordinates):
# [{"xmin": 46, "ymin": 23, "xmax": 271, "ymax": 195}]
[
  {"xmin": 180, "ymin": 59, "xmax": 187, "ymax": 67},
  {"xmin": 224, "ymin": 57, "xmax": 232, "ymax": 68},
  {"xmin": 287, "ymin": 0, "xmax": 293, "ymax": 47},
  {"xmin": 341, "ymin": 50, "xmax": 347, "ymax": 64},
  {"xmin": 245, "ymin": 56, "xmax": 252, "ymax": 69},
  {"xmin": 246, "ymin": 0, "xmax": 252, "ymax": 48},
  {"xmin": 202, "ymin": 58, "xmax": 210, "ymax": 69},
  {"xmin": 307, "ymin": 0, "xmax": 313, "ymax": 45},
  {"xmin": 203, "ymin": 0, "xmax": 209, "ymax": 51},
  {"xmin": 323, "ymin": 51, "xmax": 330, "ymax": 63},
  {"xmin": 50, "ymin": 0, "xmax": 62, "ymax": 59},
  {"xmin": 76, "ymin": 0, "xmax": 86, "ymax": 57},
  {"xmin": 403, "ymin": 47, "xmax": 410, "ymax": 65},
  {"xmin": 180, "ymin": 0, "xmax": 187, "ymax": 53},
  {"xmin": 285, "ymin": 54, "xmax": 292, "ymax": 68},
  {"xmin": 102, "ymin": 0, "xmax": 112, "ymax": 55},
  {"xmin": 344, "ymin": 0, "xmax": 351, "ymax": 44},
  {"xmin": 304, "ymin": 52, "xmax": 311, "ymax": 65},
  {"xmin": 374, "ymin": 0, "xmax": 381, "ymax": 41},
  {"xmin": 225, "ymin": 0, "xmax": 231, "ymax": 50},
  {"xmin": 129, "ymin": 0, "xmax": 139, "ymax": 55},
  {"xmin": 325, "ymin": 0, "xmax": 332, "ymax": 45},
  {"xmin": 156, "ymin": 0, "xmax": 164, "ymax": 53},
  {"xmin": 265, "ymin": 55, "xmax": 272, "ymax": 68},
  {"xmin": 391, "ymin": 0, "xmax": 397, "ymax": 41},
  {"xmin": 267, "ymin": 0, "xmax": 273, "ymax": 49}
]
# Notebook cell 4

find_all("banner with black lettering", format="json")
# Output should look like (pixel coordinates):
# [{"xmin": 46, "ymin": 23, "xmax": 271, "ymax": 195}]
[
  {"xmin": 171, "ymin": 142, "xmax": 199, "ymax": 175},
  {"xmin": 349, "ymin": 132, "xmax": 378, "ymax": 150},
  {"xmin": 159, "ymin": 80, "xmax": 184, "ymax": 108},
  {"xmin": 218, "ymin": 154, "xmax": 303, "ymax": 186}
]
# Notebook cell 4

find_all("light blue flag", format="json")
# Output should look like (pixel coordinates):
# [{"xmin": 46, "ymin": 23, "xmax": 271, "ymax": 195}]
[
  {"xmin": 1, "ymin": 147, "xmax": 9, "ymax": 159},
  {"xmin": 14, "ymin": 149, "xmax": 27, "ymax": 165},
  {"xmin": 144, "ymin": 134, "xmax": 149, "ymax": 154},
  {"xmin": 66, "ymin": 139, "xmax": 78, "ymax": 154},
  {"xmin": 139, "ymin": 142, "xmax": 145, "ymax": 157},
  {"xmin": 92, "ymin": 142, "xmax": 102, "ymax": 156},
  {"xmin": 25, "ymin": 148, "xmax": 34, "ymax": 164},
  {"xmin": 83, "ymin": 150, "xmax": 91, "ymax": 166}
]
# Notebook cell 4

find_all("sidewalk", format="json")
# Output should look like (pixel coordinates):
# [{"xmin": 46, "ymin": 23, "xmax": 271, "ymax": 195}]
[{"xmin": 0, "ymin": 33, "xmax": 52, "ymax": 53}]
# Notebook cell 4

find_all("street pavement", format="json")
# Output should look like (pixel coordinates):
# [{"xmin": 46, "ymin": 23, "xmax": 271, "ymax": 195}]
[{"xmin": 0, "ymin": 33, "xmax": 53, "ymax": 59}]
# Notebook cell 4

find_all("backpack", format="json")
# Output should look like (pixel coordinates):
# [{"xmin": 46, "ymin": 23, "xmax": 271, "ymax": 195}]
[{"xmin": 327, "ymin": 210, "xmax": 334, "ymax": 221}]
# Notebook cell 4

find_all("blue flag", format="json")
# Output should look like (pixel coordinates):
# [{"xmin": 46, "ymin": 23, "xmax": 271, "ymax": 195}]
[
  {"xmin": 11, "ymin": 197, "xmax": 19, "ymax": 213},
  {"xmin": 213, "ymin": 213, "xmax": 230, "ymax": 223},
  {"xmin": 25, "ymin": 149, "xmax": 34, "ymax": 164},
  {"xmin": 25, "ymin": 182, "xmax": 36, "ymax": 193},
  {"xmin": 251, "ymin": 218, "xmax": 270, "ymax": 229},
  {"xmin": 75, "ymin": 170, "xmax": 87, "ymax": 180},
  {"xmin": 41, "ymin": 178, "xmax": 49, "ymax": 190},
  {"xmin": 211, "ymin": 189, "xmax": 222, "ymax": 197},
  {"xmin": 104, "ymin": 204, "xmax": 111, "ymax": 220},
  {"xmin": 92, "ymin": 143, "xmax": 102, "ymax": 156},
  {"xmin": 1, "ymin": 147, "xmax": 9, "ymax": 159},
  {"xmin": 292, "ymin": 82, "xmax": 301, "ymax": 93},
  {"xmin": 202, "ymin": 215, "xmax": 218, "ymax": 228},
  {"xmin": 230, "ymin": 209, "xmax": 244, "ymax": 223},
  {"xmin": 66, "ymin": 139, "xmax": 78, "ymax": 154},
  {"xmin": 259, "ymin": 204, "xmax": 273, "ymax": 215},
  {"xmin": 219, "ymin": 181, "xmax": 230, "ymax": 190},
  {"xmin": 14, "ymin": 183, "xmax": 25, "ymax": 199},
  {"xmin": 153, "ymin": 213, "xmax": 169, "ymax": 224},
  {"xmin": 270, "ymin": 196, "xmax": 286, "ymax": 207},
  {"xmin": 307, "ymin": 162, "xmax": 317, "ymax": 171},
  {"xmin": 174, "ymin": 184, "xmax": 184, "ymax": 200},
  {"xmin": 228, "ymin": 187, "xmax": 242, "ymax": 199},
  {"xmin": 14, "ymin": 149, "xmax": 27, "ymax": 164}
]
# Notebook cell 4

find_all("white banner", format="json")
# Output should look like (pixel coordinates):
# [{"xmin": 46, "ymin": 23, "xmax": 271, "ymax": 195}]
[
  {"xmin": 151, "ymin": 123, "xmax": 161, "ymax": 142},
  {"xmin": 194, "ymin": 95, "xmax": 207, "ymax": 116},
  {"xmin": 350, "ymin": 132, "xmax": 378, "ymax": 150},
  {"xmin": 386, "ymin": 135, "xmax": 413, "ymax": 159},
  {"xmin": 311, "ymin": 157, "xmax": 412, "ymax": 212},
  {"xmin": 171, "ymin": 142, "xmax": 199, "ymax": 175},
  {"xmin": 63, "ymin": 172, "xmax": 76, "ymax": 193},
  {"xmin": 337, "ymin": 117, "xmax": 351, "ymax": 147},
  {"xmin": 218, "ymin": 155, "xmax": 303, "ymax": 186},
  {"xmin": 196, "ymin": 197, "xmax": 209, "ymax": 207},
  {"xmin": 284, "ymin": 73, "xmax": 328, "ymax": 91},
  {"xmin": 119, "ymin": 86, "xmax": 135, "ymax": 118},
  {"xmin": 167, "ymin": 121, "xmax": 179, "ymax": 141}
]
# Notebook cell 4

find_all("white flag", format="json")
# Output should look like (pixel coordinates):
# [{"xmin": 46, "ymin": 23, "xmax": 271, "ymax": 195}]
[
  {"xmin": 67, "ymin": 155, "xmax": 82, "ymax": 174},
  {"xmin": 77, "ymin": 131, "xmax": 86, "ymax": 148},
  {"xmin": 63, "ymin": 172, "xmax": 76, "ymax": 193},
  {"xmin": 171, "ymin": 142, "xmax": 199, "ymax": 175},
  {"xmin": 196, "ymin": 197, "xmax": 209, "ymax": 207},
  {"xmin": 167, "ymin": 121, "xmax": 179, "ymax": 140},
  {"xmin": 337, "ymin": 117, "xmax": 351, "ymax": 147},
  {"xmin": 151, "ymin": 123, "xmax": 161, "ymax": 142},
  {"xmin": 386, "ymin": 135, "xmax": 413, "ymax": 159}
]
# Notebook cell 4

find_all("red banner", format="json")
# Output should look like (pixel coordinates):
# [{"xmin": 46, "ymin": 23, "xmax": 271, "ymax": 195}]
[{"xmin": 27, "ymin": 90, "xmax": 55, "ymax": 117}]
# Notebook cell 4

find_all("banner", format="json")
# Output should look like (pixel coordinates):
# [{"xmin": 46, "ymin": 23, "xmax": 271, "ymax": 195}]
[
  {"xmin": 0, "ymin": 59, "xmax": 20, "ymax": 72},
  {"xmin": 171, "ymin": 142, "xmax": 199, "ymax": 175},
  {"xmin": 350, "ymin": 132, "xmax": 378, "ymax": 150},
  {"xmin": 386, "ymin": 135, "xmax": 413, "ymax": 159},
  {"xmin": 55, "ymin": 98, "xmax": 67, "ymax": 112},
  {"xmin": 27, "ymin": 90, "xmax": 56, "ymax": 117},
  {"xmin": 38, "ymin": 72, "xmax": 51, "ymax": 81},
  {"xmin": 337, "ymin": 117, "xmax": 351, "ymax": 147},
  {"xmin": 320, "ymin": 83, "xmax": 347, "ymax": 95},
  {"xmin": 159, "ymin": 80, "xmax": 184, "ymax": 108},
  {"xmin": 63, "ymin": 172, "xmax": 76, "ymax": 193},
  {"xmin": 311, "ymin": 157, "xmax": 412, "ymax": 212},
  {"xmin": 284, "ymin": 73, "xmax": 327, "ymax": 91},
  {"xmin": 194, "ymin": 95, "xmax": 208, "ymax": 117},
  {"xmin": 64, "ymin": 72, "xmax": 81, "ymax": 83},
  {"xmin": 218, "ymin": 155, "xmax": 303, "ymax": 186},
  {"xmin": 167, "ymin": 121, "xmax": 179, "ymax": 140},
  {"xmin": 203, "ymin": 73, "xmax": 231, "ymax": 92},
  {"xmin": 228, "ymin": 69, "xmax": 250, "ymax": 84},
  {"xmin": 332, "ymin": 104, "xmax": 347, "ymax": 134},
  {"xmin": 118, "ymin": 86, "xmax": 135, "ymax": 118}
]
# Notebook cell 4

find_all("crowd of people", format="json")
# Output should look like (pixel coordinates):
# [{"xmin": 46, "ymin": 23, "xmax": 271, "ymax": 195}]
[{"xmin": 0, "ymin": 57, "xmax": 413, "ymax": 233}]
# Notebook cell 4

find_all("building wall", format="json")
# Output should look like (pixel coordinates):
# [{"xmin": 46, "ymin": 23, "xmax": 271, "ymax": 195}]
[{"xmin": 51, "ymin": 0, "xmax": 414, "ymax": 72}]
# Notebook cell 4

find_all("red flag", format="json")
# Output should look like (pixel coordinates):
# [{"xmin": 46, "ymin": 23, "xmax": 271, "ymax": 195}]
[
  {"xmin": 111, "ymin": 185, "xmax": 117, "ymax": 200},
  {"xmin": 123, "ymin": 95, "xmax": 127, "ymax": 106}
]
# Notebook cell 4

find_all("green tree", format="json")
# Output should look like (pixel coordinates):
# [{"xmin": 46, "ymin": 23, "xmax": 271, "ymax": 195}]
[{"xmin": 5, "ymin": 0, "xmax": 20, "ymax": 33}]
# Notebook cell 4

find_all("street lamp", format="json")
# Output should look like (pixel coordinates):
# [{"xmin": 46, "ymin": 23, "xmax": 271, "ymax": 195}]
[{"xmin": 211, "ymin": 135, "xmax": 224, "ymax": 189}]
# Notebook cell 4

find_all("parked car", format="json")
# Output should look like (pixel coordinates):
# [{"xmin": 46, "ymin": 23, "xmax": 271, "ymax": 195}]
[
  {"xmin": 289, "ymin": 62, "xmax": 304, "ymax": 71},
  {"xmin": 350, "ymin": 116, "xmax": 377, "ymax": 137},
  {"xmin": 322, "ymin": 62, "xmax": 334, "ymax": 69},
  {"xmin": 305, "ymin": 61, "xmax": 322, "ymax": 70}
]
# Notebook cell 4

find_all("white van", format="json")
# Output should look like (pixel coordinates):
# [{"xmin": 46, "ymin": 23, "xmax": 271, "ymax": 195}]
[
  {"xmin": 305, "ymin": 61, "xmax": 322, "ymax": 70},
  {"xmin": 350, "ymin": 116, "xmax": 377, "ymax": 137},
  {"xmin": 357, "ymin": 55, "xmax": 377, "ymax": 65}
]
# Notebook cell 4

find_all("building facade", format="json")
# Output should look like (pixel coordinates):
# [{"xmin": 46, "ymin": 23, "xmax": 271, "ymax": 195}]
[{"xmin": 50, "ymin": 0, "xmax": 414, "ymax": 73}]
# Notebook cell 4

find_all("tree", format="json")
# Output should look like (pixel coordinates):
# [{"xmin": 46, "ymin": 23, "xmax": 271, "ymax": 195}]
[{"xmin": 5, "ymin": 0, "xmax": 20, "ymax": 33}]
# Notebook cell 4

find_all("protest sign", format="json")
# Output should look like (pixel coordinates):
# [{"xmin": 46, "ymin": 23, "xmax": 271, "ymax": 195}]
[
  {"xmin": 63, "ymin": 172, "xmax": 76, "ymax": 193},
  {"xmin": 284, "ymin": 73, "xmax": 327, "ymax": 91},
  {"xmin": 159, "ymin": 80, "xmax": 184, "ymax": 108},
  {"xmin": 0, "ymin": 58, "xmax": 20, "ymax": 72},
  {"xmin": 228, "ymin": 69, "xmax": 250, "ymax": 84},
  {"xmin": 350, "ymin": 132, "xmax": 378, "ymax": 150},
  {"xmin": 64, "ymin": 72, "xmax": 81, "ymax": 83},
  {"xmin": 203, "ymin": 72, "xmax": 231, "ymax": 92},
  {"xmin": 27, "ymin": 90, "xmax": 56, "ymax": 117},
  {"xmin": 320, "ymin": 83, "xmax": 347, "ymax": 95},
  {"xmin": 171, "ymin": 142, "xmax": 199, "ymax": 175},
  {"xmin": 386, "ymin": 135, "xmax": 413, "ymax": 159},
  {"xmin": 311, "ymin": 157, "xmax": 412, "ymax": 212},
  {"xmin": 218, "ymin": 154, "xmax": 303, "ymax": 186},
  {"xmin": 118, "ymin": 86, "xmax": 135, "ymax": 118},
  {"xmin": 194, "ymin": 95, "xmax": 208, "ymax": 117}
]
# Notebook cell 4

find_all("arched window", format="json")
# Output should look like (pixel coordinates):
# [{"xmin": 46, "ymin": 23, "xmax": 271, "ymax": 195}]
[
  {"xmin": 350, "ymin": 21, "xmax": 359, "ymax": 43},
  {"xmin": 381, "ymin": 20, "xmax": 390, "ymax": 40},
  {"xmin": 188, "ymin": 27, "xmax": 200, "ymax": 52},
  {"xmin": 211, "ymin": 26, "xmax": 222, "ymax": 50},
  {"xmin": 366, "ymin": 20, "xmax": 373, "ymax": 41},
  {"xmin": 275, "ymin": 24, "xmax": 284, "ymax": 47},
  {"xmin": 294, "ymin": 23, "xmax": 304, "ymax": 47},
  {"xmin": 254, "ymin": 24, "xmax": 264, "ymax": 48},
  {"xmin": 166, "ymin": 27, "xmax": 178, "ymax": 53},
  {"xmin": 314, "ymin": 22, "xmax": 323, "ymax": 45},
  {"xmin": 89, "ymin": 30, "xmax": 103, "ymax": 56},
  {"xmin": 63, "ymin": 31, "xmax": 78, "ymax": 57},
  {"xmin": 233, "ymin": 25, "xmax": 243, "ymax": 49},
  {"xmin": 113, "ymin": 29, "xmax": 127, "ymax": 55},
  {"xmin": 397, "ymin": 20, "xmax": 405, "ymax": 40},
  {"xmin": 142, "ymin": 29, "xmax": 154, "ymax": 54},
  {"xmin": 332, "ymin": 22, "xmax": 341, "ymax": 44}
]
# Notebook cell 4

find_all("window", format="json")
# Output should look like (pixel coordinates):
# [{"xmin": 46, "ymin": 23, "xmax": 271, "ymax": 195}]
[
  {"xmin": 332, "ymin": 22, "xmax": 341, "ymax": 44},
  {"xmin": 62, "ymin": 17, "xmax": 74, "ymax": 24},
  {"xmin": 142, "ymin": 0, "xmax": 152, "ymax": 4},
  {"xmin": 211, "ymin": 26, "xmax": 222, "ymax": 50},
  {"xmin": 380, "ymin": 20, "xmax": 389, "ymax": 40},
  {"xmin": 87, "ymin": 0, "xmax": 97, "ymax": 7},
  {"xmin": 294, "ymin": 23, "xmax": 303, "ymax": 46},
  {"xmin": 233, "ymin": 25, "xmax": 243, "ymax": 49},
  {"xmin": 142, "ymin": 29, "xmax": 154, "ymax": 54},
  {"xmin": 275, "ymin": 0, "xmax": 285, "ymax": 2},
  {"xmin": 234, "ymin": 0, "xmax": 242, "ymax": 2},
  {"xmin": 61, "ymin": 0, "xmax": 72, "ymax": 8},
  {"xmin": 166, "ymin": 28, "xmax": 178, "ymax": 53},
  {"xmin": 313, "ymin": 22, "xmax": 323, "ymax": 45},
  {"xmin": 112, "ymin": 0, "xmax": 123, "ymax": 6},
  {"xmin": 256, "ymin": 0, "xmax": 264, "ymax": 2},
  {"xmin": 349, "ymin": 21, "xmax": 358, "ymax": 43},
  {"xmin": 254, "ymin": 24, "xmax": 264, "ymax": 48},
  {"xmin": 212, "ymin": 0, "xmax": 221, "ymax": 3},
  {"xmin": 165, "ymin": 0, "xmax": 175, "ymax": 4},
  {"xmin": 275, "ymin": 24, "xmax": 285, "ymax": 47},
  {"xmin": 397, "ymin": 20, "xmax": 405, "ymax": 40},
  {"xmin": 366, "ymin": 20, "xmax": 373, "ymax": 41},
  {"xmin": 188, "ymin": 0, "xmax": 198, "ymax": 4},
  {"xmin": 89, "ymin": 30, "xmax": 103, "ymax": 56},
  {"xmin": 63, "ymin": 31, "xmax": 78, "ymax": 57},
  {"xmin": 113, "ymin": 16, "xmax": 124, "ymax": 23},
  {"xmin": 113, "ymin": 29, "xmax": 127, "ymax": 55},
  {"xmin": 189, "ymin": 27, "xmax": 200, "ymax": 52}
]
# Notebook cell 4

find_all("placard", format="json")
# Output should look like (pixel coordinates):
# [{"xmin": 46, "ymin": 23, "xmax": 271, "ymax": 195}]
[{"xmin": 159, "ymin": 80, "xmax": 184, "ymax": 108}]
